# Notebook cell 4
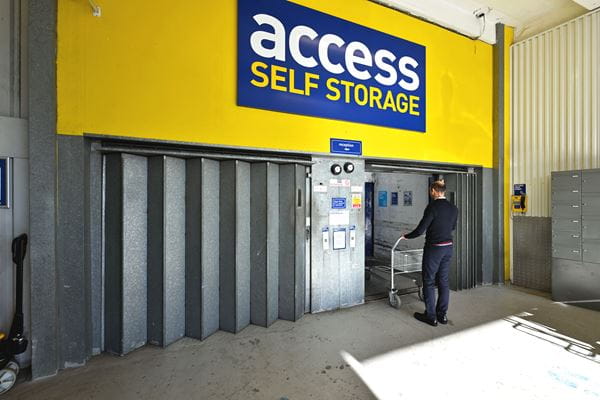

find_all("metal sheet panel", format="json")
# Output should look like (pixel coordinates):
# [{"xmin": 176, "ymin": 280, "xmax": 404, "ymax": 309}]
[
  {"xmin": 185, "ymin": 158, "xmax": 220, "ymax": 340},
  {"xmin": 120, "ymin": 154, "xmax": 148, "ymax": 354},
  {"xmin": 310, "ymin": 158, "xmax": 364, "ymax": 313},
  {"xmin": 552, "ymin": 231, "xmax": 581, "ymax": 248},
  {"xmin": 147, "ymin": 157, "xmax": 164, "ymax": 346},
  {"xmin": 512, "ymin": 11, "xmax": 600, "ymax": 217},
  {"xmin": 147, "ymin": 157, "xmax": 186, "ymax": 347},
  {"xmin": 551, "ymin": 190, "xmax": 581, "ymax": 205},
  {"xmin": 105, "ymin": 154, "xmax": 148, "ymax": 355},
  {"xmin": 56, "ymin": 136, "xmax": 88, "ymax": 367},
  {"xmin": 552, "ymin": 258, "xmax": 600, "ymax": 311},
  {"xmin": 552, "ymin": 217, "xmax": 582, "ymax": 233},
  {"xmin": 513, "ymin": 217, "xmax": 552, "ymax": 291},
  {"xmin": 582, "ymin": 216, "xmax": 600, "ymax": 238},
  {"xmin": 582, "ymin": 170, "xmax": 600, "ymax": 191},
  {"xmin": 583, "ymin": 239, "xmax": 600, "ymax": 263},
  {"xmin": 163, "ymin": 157, "xmax": 186, "ymax": 345},
  {"xmin": 89, "ymin": 148, "xmax": 103, "ymax": 355},
  {"xmin": 219, "ymin": 161, "xmax": 251, "ymax": 333},
  {"xmin": 582, "ymin": 193, "xmax": 600, "ymax": 215},
  {"xmin": 552, "ymin": 245, "xmax": 582, "ymax": 261},
  {"xmin": 250, "ymin": 163, "xmax": 280, "ymax": 327},
  {"xmin": 551, "ymin": 204, "xmax": 582, "ymax": 218},
  {"xmin": 279, "ymin": 164, "xmax": 307, "ymax": 319},
  {"xmin": 201, "ymin": 159, "xmax": 220, "ymax": 337},
  {"xmin": 104, "ymin": 154, "xmax": 123, "ymax": 355},
  {"xmin": 29, "ymin": 0, "xmax": 59, "ymax": 378}
]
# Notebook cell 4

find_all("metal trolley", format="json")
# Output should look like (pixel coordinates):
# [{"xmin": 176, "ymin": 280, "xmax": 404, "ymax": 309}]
[{"xmin": 366, "ymin": 236, "xmax": 424, "ymax": 309}]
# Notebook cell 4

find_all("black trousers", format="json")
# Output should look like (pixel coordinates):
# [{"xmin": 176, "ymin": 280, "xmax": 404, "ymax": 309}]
[{"xmin": 421, "ymin": 245, "xmax": 453, "ymax": 318}]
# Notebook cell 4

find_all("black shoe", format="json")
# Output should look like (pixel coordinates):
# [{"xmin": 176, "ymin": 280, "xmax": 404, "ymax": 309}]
[
  {"xmin": 414, "ymin": 312, "xmax": 437, "ymax": 327},
  {"xmin": 437, "ymin": 314, "xmax": 448, "ymax": 325}
]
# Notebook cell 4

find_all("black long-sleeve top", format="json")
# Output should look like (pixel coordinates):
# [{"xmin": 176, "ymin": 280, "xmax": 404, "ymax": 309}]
[{"xmin": 404, "ymin": 198, "xmax": 458, "ymax": 246}]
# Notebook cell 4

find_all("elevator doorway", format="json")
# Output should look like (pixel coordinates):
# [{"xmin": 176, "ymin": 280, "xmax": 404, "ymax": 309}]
[{"xmin": 363, "ymin": 163, "xmax": 481, "ymax": 302}]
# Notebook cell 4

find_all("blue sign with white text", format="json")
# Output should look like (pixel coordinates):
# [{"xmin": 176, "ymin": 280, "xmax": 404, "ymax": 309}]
[
  {"xmin": 330, "ymin": 138, "xmax": 362, "ymax": 155},
  {"xmin": 378, "ymin": 191, "xmax": 387, "ymax": 207},
  {"xmin": 332, "ymin": 197, "xmax": 347, "ymax": 209},
  {"xmin": 514, "ymin": 184, "xmax": 526, "ymax": 196},
  {"xmin": 238, "ymin": 0, "xmax": 426, "ymax": 131},
  {"xmin": 0, "ymin": 159, "xmax": 7, "ymax": 207}
]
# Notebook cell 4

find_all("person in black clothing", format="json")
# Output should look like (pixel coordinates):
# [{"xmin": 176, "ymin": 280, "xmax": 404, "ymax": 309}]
[{"xmin": 400, "ymin": 180, "xmax": 458, "ymax": 327}]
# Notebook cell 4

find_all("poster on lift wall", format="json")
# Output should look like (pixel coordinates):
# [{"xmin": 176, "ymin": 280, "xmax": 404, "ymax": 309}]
[{"xmin": 237, "ymin": 0, "xmax": 426, "ymax": 132}]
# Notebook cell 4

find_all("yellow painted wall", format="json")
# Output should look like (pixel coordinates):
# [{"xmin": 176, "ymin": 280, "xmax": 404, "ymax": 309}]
[
  {"xmin": 57, "ymin": 0, "xmax": 494, "ymax": 167},
  {"xmin": 504, "ymin": 26, "xmax": 514, "ymax": 281}
]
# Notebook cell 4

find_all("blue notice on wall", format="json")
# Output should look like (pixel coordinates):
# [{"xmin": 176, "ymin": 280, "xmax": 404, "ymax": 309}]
[
  {"xmin": 332, "ymin": 197, "xmax": 347, "ymax": 209},
  {"xmin": 378, "ymin": 191, "xmax": 387, "ymax": 207},
  {"xmin": 391, "ymin": 192, "xmax": 398, "ymax": 206},
  {"xmin": 514, "ymin": 184, "xmax": 526, "ymax": 196},
  {"xmin": 330, "ymin": 139, "xmax": 362, "ymax": 156},
  {"xmin": 0, "ymin": 159, "xmax": 7, "ymax": 207}
]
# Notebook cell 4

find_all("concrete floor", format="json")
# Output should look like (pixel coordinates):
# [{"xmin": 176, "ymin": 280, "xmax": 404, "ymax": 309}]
[{"xmin": 5, "ymin": 285, "xmax": 600, "ymax": 400}]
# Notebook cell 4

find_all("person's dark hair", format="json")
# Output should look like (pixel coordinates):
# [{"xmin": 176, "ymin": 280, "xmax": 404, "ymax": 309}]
[{"xmin": 431, "ymin": 180, "xmax": 446, "ymax": 193}]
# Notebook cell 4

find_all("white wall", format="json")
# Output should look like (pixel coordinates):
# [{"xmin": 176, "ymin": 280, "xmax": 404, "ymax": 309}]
[
  {"xmin": 511, "ymin": 9, "xmax": 600, "ymax": 217},
  {"xmin": 373, "ymin": 172, "xmax": 429, "ymax": 260}
]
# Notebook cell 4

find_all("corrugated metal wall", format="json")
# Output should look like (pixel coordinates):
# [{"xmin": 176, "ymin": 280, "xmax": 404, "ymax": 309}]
[{"xmin": 511, "ymin": 10, "xmax": 600, "ymax": 217}]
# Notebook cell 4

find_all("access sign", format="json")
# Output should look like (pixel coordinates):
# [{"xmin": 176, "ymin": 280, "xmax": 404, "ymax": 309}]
[{"xmin": 238, "ymin": 0, "xmax": 426, "ymax": 132}]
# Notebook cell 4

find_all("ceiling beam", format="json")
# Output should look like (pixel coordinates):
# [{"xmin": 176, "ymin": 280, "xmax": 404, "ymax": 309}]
[{"xmin": 371, "ymin": 0, "xmax": 507, "ymax": 44}]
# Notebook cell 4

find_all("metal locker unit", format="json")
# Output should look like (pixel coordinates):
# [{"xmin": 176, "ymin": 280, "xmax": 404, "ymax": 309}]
[
  {"xmin": 147, "ymin": 156, "xmax": 186, "ymax": 347},
  {"xmin": 551, "ymin": 169, "xmax": 600, "ymax": 311},
  {"xmin": 104, "ymin": 154, "xmax": 149, "ymax": 355}
]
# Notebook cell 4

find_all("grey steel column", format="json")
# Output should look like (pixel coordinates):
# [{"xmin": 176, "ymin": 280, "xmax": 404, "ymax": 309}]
[
  {"xmin": 279, "ymin": 164, "xmax": 306, "ymax": 321},
  {"xmin": 250, "ymin": 163, "xmax": 280, "ymax": 327},
  {"xmin": 493, "ymin": 23, "xmax": 506, "ymax": 283},
  {"xmin": 186, "ymin": 158, "xmax": 220, "ymax": 340},
  {"xmin": 28, "ymin": 0, "xmax": 58, "ymax": 378},
  {"xmin": 219, "ymin": 161, "xmax": 251, "ymax": 333},
  {"xmin": 147, "ymin": 156, "xmax": 186, "ymax": 347},
  {"xmin": 88, "ymin": 146, "xmax": 104, "ymax": 354},
  {"xmin": 56, "ymin": 136, "xmax": 88, "ymax": 367},
  {"xmin": 105, "ymin": 154, "xmax": 148, "ymax": 355}
]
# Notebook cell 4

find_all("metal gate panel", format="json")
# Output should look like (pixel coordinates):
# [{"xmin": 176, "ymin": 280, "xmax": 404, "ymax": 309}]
[
  {"xmin": 104, "ymin": 154, "xmax": 148, "ymax": 355},
  {"xmin": 185, "ymin": 158, "xmax": 220, "ymax": 340},
  {"xmin": 279, "ymin": 164, "xmax": 306, "ymax": 321},
  {"xmin": 147, "ymin": 156, "xmax": 186, "ymax": 347},
  {"xmin": 250, "ymin": 162, "xmax": 280, "ymax": 327},
  {"xmin": 219, "ymin": 160, "xmax": 251, "ymax": 333}
]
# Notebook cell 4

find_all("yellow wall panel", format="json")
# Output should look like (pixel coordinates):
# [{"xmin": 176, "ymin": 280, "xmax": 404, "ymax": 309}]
[{"xmin": 57, "ymin": 0, "xmax": 494, "ymax": 167}]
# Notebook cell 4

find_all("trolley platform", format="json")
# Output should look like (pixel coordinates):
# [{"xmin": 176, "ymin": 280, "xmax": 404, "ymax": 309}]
[{"xmin": 365, "ymin": 237, "xmax": 423, "ymax": 308}]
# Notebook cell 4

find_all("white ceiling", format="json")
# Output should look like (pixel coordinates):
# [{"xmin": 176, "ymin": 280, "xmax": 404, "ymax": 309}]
[
  {"xmin": 379, "ymin": 0, "xmax": 595, "ymax": 43},
  {"xmin": 467, "ymin": 0, "xmax": 591, "ymax": 41}
]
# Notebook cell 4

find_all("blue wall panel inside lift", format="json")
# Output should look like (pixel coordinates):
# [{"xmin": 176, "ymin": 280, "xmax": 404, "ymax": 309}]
[{"xmin": 0, "ymin": 158, "xmax": 7, "ymax": 207}]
